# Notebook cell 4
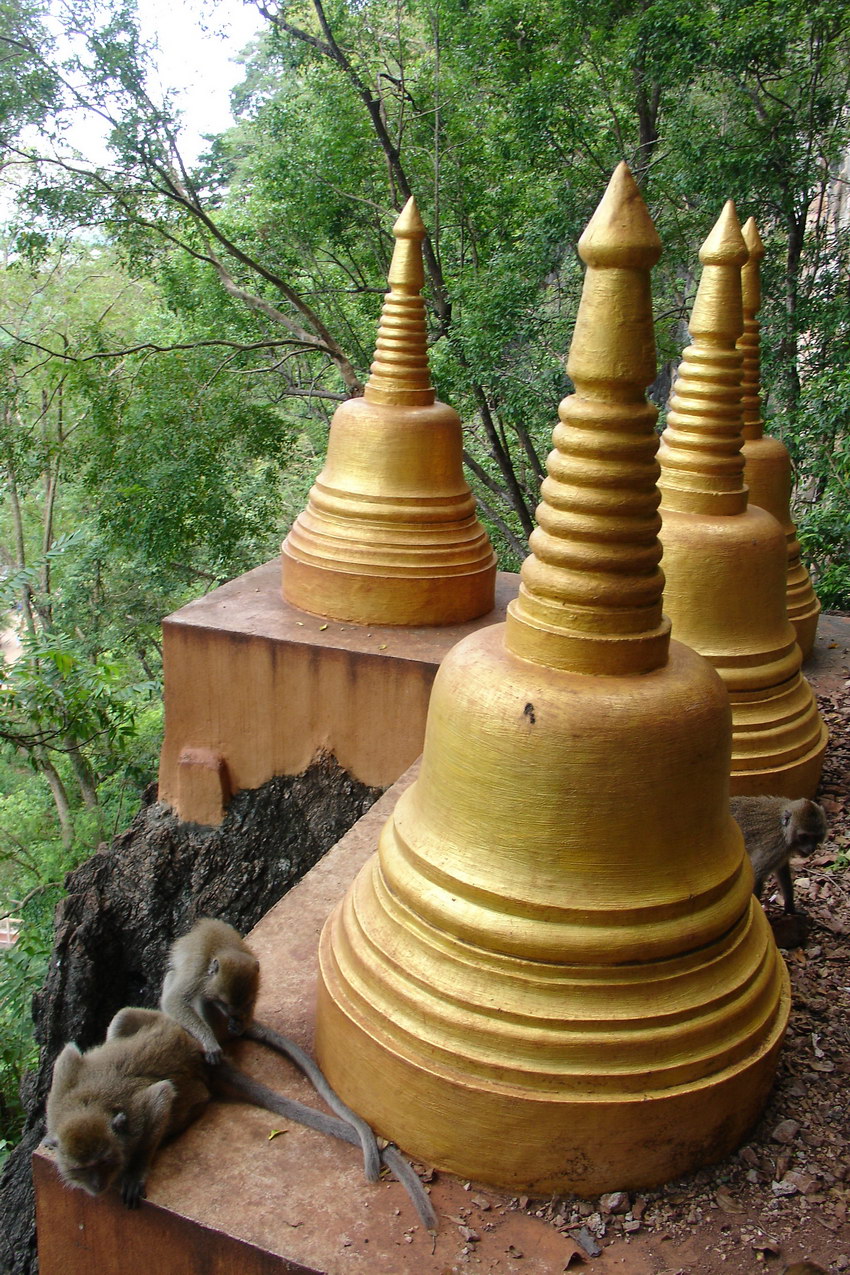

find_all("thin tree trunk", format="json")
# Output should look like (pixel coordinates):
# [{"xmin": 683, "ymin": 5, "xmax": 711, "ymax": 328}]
[
  {"xmin": 35, "ymin": 749, "xmax": 74, "ymax": 851},
  {"xmin": 64, "ymin": 740, "xmax": 99, "ymax": 811}
]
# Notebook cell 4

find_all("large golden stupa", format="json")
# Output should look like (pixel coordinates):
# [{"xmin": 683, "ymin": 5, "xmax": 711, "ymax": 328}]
[
  {"xmin": 657, "ymin": 202, "xmax": 826, "ymax": 798},
  {"xmin": 314, "ymin": 166, "xmax": 789, "ymax": 1195},
  {"xmin": 281, "ymin": 198, "xmax": 496, "ymax": 626}
]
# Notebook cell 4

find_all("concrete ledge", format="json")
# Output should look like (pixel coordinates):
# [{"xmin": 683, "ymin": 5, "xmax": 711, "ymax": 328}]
[{"xmin": 158, "ymin": 559, "xmax": 518, "ymax": 822}]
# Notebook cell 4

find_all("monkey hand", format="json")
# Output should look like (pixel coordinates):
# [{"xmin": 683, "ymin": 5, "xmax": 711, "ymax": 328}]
[
  {"xmin": 204, "ymin": 1046, "xmax": 223, "ymax": 1065},
  {"xmin": 120, "ymin": 1174, "xmax": 146, "ymax": 1209}
]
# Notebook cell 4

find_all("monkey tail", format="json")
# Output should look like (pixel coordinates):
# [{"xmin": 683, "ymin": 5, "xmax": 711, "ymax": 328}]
[
  {"xmin": 246, "ymin": 1021, "xmax": 381, "ymax": 1182},
  {"xmin": 217, "ymin": 1057, "xmax": 437, "ymax": 1232}
]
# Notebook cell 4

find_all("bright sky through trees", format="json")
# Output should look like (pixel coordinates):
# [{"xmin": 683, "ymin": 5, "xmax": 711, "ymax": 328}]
[{"xmin": 133, "ymin": 0, "xmax": 260, "ymax": 158}]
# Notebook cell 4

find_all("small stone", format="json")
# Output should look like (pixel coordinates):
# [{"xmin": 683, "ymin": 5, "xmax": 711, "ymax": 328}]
[
  {"xmin": 784, "ymin": 1170, "xmax": 818, "ymax": 1194},
  {"xmin": 624, "ymin": 1219, "xmax": 641, "ymax": 1234},
  {"xmin": 771, "ymin": 1119, "xmax": 801, "ymax": 1144},
  {"xmin": 834, "ymin": 1254, "xmax": 849, "ymax": 1271},
  {"xmin": 751, "ymin": 1237, "xmax": 781, "ymax": 1256},
  {"xmin": 772, "ymin": 1175, "xmax": 799, "ymax": 1196},
  {"xmin": 740, "ymin": 1146, "xmax": 760, "ymax": 1168},
  {"xmin": 600, "ymin": 1191, "xmax": 630, "ymax": 1215},
  {"xmin": 575, "ymin": 1228, "xmax": 602, "ymax": 1258}
]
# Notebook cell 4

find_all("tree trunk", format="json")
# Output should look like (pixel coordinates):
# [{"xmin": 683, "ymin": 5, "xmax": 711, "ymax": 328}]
[{"xmin": 35, "ymin": 750, "xmax": 74, "ymax": 851}]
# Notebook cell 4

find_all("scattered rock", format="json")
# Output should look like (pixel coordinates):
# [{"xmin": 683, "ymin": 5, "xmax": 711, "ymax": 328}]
[
  {"xmin": 599, "ymin": 1191, "xmax": 630, "ymax": 1214},
  {"xmin": 772, "ymin": 1119, "xmax": 802, "ymax": 1145},
  {"xmin": 574, "ymin": 1228, "xmax": 602, "ymax": 1258}
]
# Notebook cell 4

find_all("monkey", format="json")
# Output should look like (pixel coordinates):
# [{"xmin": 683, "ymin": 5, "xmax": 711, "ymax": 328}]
[
  {"xmin": 45, "ymin": 1007, "xmax": 211, "ymax": 1208},
  {"xmin": 782, "ymin": 1264, "xmax": 828, "ymax": 1275},
  {"xmin": 160, "ymin": 918, "xmax": 383, "ymax": 1185},
  {"xmin": 160, "ymin": 917, "xmax": 260, "ymax": 1066},
  {"xmin": 45, "ymin": 1005, "xmax": 438, "ymax": 1230},
  {"xmin": 730, "ymin": 795, "xmax": 827, "ymax": 914}
]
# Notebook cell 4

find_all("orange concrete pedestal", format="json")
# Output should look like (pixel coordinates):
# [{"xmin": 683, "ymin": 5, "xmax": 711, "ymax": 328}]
[{"xmin": 157, "ymin": 559, "xmax": 517, "ymax": 824}]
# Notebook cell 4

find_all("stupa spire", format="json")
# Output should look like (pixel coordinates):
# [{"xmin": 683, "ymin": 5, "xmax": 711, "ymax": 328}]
[
  {"xmin": 506, "ymin": 163, "xmax": 670, "ymax": 675},
  {"xmin": 364, "ymin": 198, "xmax": 434, "ymax": 406},
  {"xmin": 658, "ymin": 200, "xmax": 749, "ymax": 514}
]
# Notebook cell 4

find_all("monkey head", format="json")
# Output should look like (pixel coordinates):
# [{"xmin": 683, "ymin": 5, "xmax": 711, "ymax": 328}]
[
  {"xmin": 53, "ymin": 1110, "xmax": 129, "ymax": 1196},
  {"xmin": 783, "ymin": 799, "xmax": 828, "ymax": 859},
  {"xmin": 206, "ymin": 950, "xmax": 260, "ymax": 1036}
]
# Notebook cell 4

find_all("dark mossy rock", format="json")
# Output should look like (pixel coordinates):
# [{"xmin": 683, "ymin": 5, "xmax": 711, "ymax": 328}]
[{"xmin": 0, "ymin": 756, "xmax": 382, "ymax": 1275}]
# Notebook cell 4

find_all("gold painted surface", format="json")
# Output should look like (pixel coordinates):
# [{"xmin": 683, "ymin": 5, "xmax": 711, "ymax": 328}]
[
  {"xmin": 506, "ymin": 167, "xmax": 669, "ymax": 675},
  {"xmin": 316, "ymin": 166, "xmax": 789, "ymax": 1193},
  {"xmin": 281, "ymin": 198, "xmax": 496, "ymax": 626},
  {"xmin": 739, "ymin": 217, "xmax": 820, "ymax": 658},
  {"xmin": 658, "ymin": 202, "xmax": 826, "ymax": 796}
]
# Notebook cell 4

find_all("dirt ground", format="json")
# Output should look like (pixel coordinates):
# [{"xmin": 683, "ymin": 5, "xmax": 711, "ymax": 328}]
[{"xmin": 434, "ymin": 627, "xmax": 850, "ymax": 1275}]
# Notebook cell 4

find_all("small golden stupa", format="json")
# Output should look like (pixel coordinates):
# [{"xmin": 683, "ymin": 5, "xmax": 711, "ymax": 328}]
[
  {"xmin": 281, "ymin": 199, "xmax": 496, "ymax": 625},
  {"xmin": 739, "ymin": 217, "xmax": 821, "ymax": 659},
  {"xmin": 314, "ymin": 165, "xmax": 789, "ymax": 1195},
  {"xmin": 657, "ymin": 202, "xmax": 826, "ymax": 799}
]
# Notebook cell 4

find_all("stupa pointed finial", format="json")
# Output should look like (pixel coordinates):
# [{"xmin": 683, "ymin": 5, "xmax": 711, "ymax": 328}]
[
  {"xmin": 689, "ymin": 200, "xmax": 748, "ymax": 341},
  {"xmin": 364, "ymin": 196, "xmax": 434, "ymax": 407},
  {"xmin": 658, "ymin": 202, "xmax": 749, "ymax": 514},
  {"xmin": 505, "ymin": 162, "xmax": 669, "ymax": 675},
  {"xmin": 739, "ymin": 217, "xmax": 765, "ymax": 442}
]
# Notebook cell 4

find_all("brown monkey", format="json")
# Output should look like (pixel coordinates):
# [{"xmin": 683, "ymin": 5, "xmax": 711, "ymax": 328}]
[
  {"xmin": 160, "ymin": 917, "xmax": 259, "ymax": 1065},
  {"xmin": 160, "ymin": 918, "xmax": 382, "ymax": 1184},
  {"xmin": 45, "ymin": 1008, "xmax": 210, "ymax": 1208},
  {"xmin": 46, "ymin": 1005, "xmax": 437, "ymax": 1228},
  {"xmin": 730, "ymin": 795, "xmax": 827, "ymax": 914}
]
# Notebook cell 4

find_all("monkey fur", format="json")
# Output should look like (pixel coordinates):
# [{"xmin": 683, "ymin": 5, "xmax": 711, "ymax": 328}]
[
  {"xmin": 45, "ymin": 1006, "xmax": 437, "ymax": 1229},
  {"xmin": 730, "ymin": 795, "xmax": 827, "ymax": 914},
  {"xmin": 160, "ymin": 917, "xmax": 260, "ymax": 1065},
  {"xmin": 45, "ymin": 1008, "xmax": 210, "ymax": 1208}
]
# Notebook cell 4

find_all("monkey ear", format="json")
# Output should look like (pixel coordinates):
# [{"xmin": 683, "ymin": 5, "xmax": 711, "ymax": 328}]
[
  {"xmin": 111, "ymin": 1110, "xmax": 129, "ymax": 1135},
  {"xmin": 207, "ymin": 958, "xmax": 219, "ymax": 976},
  {"xmin": 143, "ymin": 1080, "xmax": 176, "ymax": 1127},
  {"xmin": 51, "ymin": 1043, "xmax": 84, "ymax": 1095},
  {"xmin": 781, "ymin": 809, "xmax": 792, "ymax": 828}
]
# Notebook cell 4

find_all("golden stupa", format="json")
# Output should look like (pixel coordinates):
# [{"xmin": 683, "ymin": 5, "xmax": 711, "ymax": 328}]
[
  {"xmin": 281, "ymin": 198, "xmax": 496, "ymax": 626},
  {"xmin": 657, "ymin": 202, "xmax": 826, "ymax": 799},
  {"xmin": 314, "ymin": 165, "xmax": 789, "ymax": 1195},
  {"xmin": 739, "ymin": 217, "xmax": 821, "ymax": 659}
]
